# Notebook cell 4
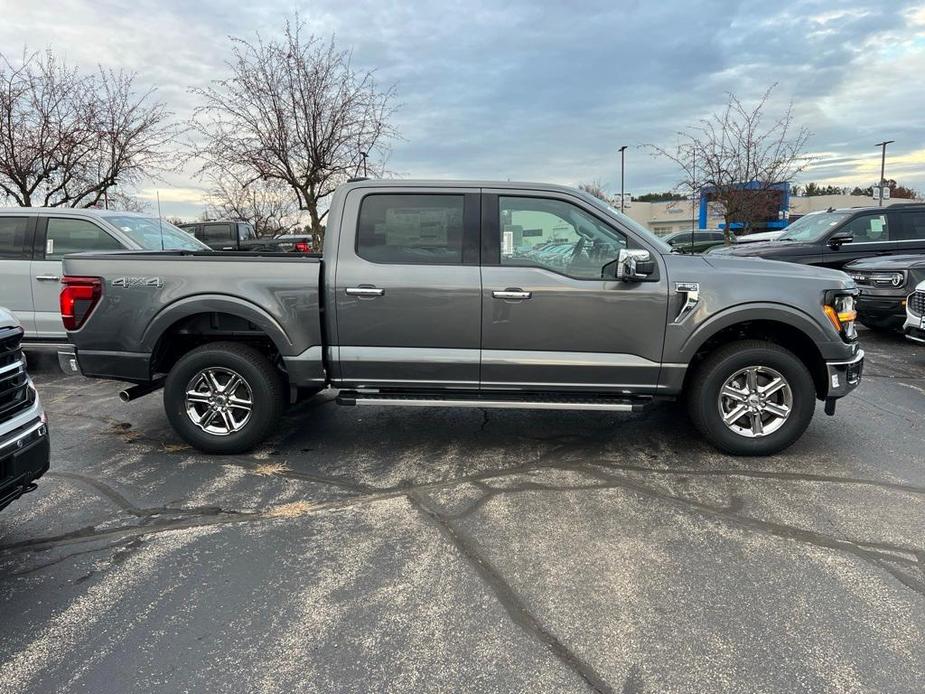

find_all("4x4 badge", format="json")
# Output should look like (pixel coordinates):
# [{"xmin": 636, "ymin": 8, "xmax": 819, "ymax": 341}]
[{"xmin": 112, "ymin": 277, "xmax": 163, "ymax": 288}]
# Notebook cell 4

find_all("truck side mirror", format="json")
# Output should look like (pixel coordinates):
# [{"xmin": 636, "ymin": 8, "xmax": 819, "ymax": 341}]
[
  {"xmin": 827, "ymin": 231, "xmax": 854, "ymax": 249},
  {"xmin": 614, "ymin": 248, "xmax": 654, "ymax": 281}
]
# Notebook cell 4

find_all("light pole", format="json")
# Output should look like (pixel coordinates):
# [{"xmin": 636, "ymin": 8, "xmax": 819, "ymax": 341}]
[
  {"xmin": 360, "ymin": 151, "xmax": 368, "ymax": 177},
  {"xmin": 618, "ymin": 145, "xmax": 627, "ymax": 212},
  {"xmin": 874, "ymin": 140, "xmax": 894, "ymax": 207}
]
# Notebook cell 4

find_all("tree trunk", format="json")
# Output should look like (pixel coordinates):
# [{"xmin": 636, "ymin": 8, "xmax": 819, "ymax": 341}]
[{"xmin": 306, "ymin": 199, "xmax": 324, "ymax": 249}]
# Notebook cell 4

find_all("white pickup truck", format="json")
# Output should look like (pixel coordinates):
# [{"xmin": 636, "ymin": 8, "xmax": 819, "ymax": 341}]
[{"xmin": 0, "ymin": 208, "xmax": 206, "ymax": 352}]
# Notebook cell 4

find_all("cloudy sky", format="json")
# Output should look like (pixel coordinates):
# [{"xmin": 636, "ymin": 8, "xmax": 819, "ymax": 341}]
[{"xmin": 1, "ymin": 0, "xmax": 924, "ymax": 218}]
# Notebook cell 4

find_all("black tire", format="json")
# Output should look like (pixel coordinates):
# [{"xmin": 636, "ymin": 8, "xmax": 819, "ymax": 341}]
[
  {"xmin": 163, "ymin": 341, "xmax": 285, "ymax": 454},
  {"xmin": 687, "ymin": 340, "xmax": 816, "ymax": 456}
]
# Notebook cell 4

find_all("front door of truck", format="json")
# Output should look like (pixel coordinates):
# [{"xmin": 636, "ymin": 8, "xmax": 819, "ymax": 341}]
[
  {"xmin": 333, "ymin": 187, "xmax": 482, "ymax": 388},
  {"xmin": 479, "ymin": 191, "xmax": 669, "ymax": 392}
]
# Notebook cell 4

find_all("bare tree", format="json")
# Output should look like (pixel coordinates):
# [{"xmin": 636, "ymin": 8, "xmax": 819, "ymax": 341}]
[
  {"xmin": 0, "ymin": 48, "xmax": 177, "ymax": 208},
  {"xmin": 578, "ymin": 180, "xmax": 613, "ymax": 204},
  {"xmin": 189, "ymin": 16, "xmax": 397, "ymax": 246},
  {"xmin": 647, "ymin": 85, "xmax": 813, "ymax": 242},
  {"xmin": 206, "ymin": 174, "xmax": 301, "ymax": 236}
]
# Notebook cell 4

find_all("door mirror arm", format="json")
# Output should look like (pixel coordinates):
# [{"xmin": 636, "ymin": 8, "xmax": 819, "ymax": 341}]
[
  {"xmin": 827, "ymin": 231, "xmax": 854, "ymax": 249},
  {"xmin": 609, "ymin": 248, "xmax": 655, "ymax": 282}
]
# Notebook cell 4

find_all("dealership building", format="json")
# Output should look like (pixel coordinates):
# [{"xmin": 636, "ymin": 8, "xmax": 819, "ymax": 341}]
[{"xmin": 622, "ymin": 195, "xmax": 924, "ymax": 236}]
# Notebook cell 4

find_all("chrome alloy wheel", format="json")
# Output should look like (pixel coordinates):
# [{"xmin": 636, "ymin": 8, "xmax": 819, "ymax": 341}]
[
  {"xmin": 717, "ymin": 365, "xmax": 792, "ymax": 438},
  {"xmin": 184, "ymin": 367, "xmax": 253, "ymax": 436}
]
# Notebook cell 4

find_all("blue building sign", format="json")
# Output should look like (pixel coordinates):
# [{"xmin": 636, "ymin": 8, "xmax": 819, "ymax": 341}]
[{"xmin": 698, "ymin": 181, "xmax": 790, "ymax": 231}]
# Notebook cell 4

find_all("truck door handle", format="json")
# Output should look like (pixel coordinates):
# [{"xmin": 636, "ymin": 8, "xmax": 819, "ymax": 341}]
[
  {"xmin": 345, "ymin": 286, "xmax": 385, "ymax": 297},
  {"xmin": 35, "ymin": 274, "xmax": 61, "ymax": 282},
  {"xmin": 492, "ymin": 289, "xmax": 532, "ymax": 300}
]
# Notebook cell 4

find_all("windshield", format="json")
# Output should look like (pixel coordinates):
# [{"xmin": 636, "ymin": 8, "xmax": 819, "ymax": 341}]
[
  {"xmin": 575, "ymin": 191, "xmax": 672, "ymax": 253},
  {"xmin": 106, "ymin": 216, "xmax": 209, "ymax": 251},
  {"xmin": 779, "ymin": 211, "xmax": 852, "ymax": 242}
]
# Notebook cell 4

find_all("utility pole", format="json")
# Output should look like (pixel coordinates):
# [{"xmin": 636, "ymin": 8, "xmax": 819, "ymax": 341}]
[
  {"xmin": 874, "ymin": 140, "xmax": 894, "ymax": 207},
  {"xmin": 360, "ymin": 151, "xmax": 368, "ymax": 177},
  {"xmin": 618, "ymin": 145, "xmax": 627, "ymax": 212}
]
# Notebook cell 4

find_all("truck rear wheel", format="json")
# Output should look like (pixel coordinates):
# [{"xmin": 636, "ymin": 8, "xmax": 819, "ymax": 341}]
[
  {"xmin": 687, "ymin": 340, "xmax": 815, "ymax": 456},
  {"xmin": 164, "ymin": 342, "xmax": 284, "ymax": 454}
]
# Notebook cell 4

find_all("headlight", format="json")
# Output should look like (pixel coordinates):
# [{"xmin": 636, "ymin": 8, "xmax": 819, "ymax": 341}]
[
  {"xmin": 824, "ymin": 293, "xmax": 857, "ymax": 341},
  {"xmin": 870, "ymin": 272, "xmax": 905, "ymax": 287}
]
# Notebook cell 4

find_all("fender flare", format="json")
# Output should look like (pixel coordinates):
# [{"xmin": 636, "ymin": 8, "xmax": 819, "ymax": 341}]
[
  {"xmin": 678, "ymin": 302, "xmax": 833, "ymax": 362},
  {"xmin": 140, "ymin": 294, "xmax": 295, "ymax": 356}
]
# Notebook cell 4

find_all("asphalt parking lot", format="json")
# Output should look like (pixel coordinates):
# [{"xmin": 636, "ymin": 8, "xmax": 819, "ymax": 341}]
[{"xmin": 1, "ymin": 328, "xmax": 923, "ymax": 693}]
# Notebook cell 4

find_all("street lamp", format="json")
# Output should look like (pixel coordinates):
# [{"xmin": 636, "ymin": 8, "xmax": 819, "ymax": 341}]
[
  {"xmin": 874, "ymin": 140, "xmax": 894, "ymax": 207},
  {"xmin": 618, "ymin": 145, "xmax": 628, "ymax": 212}
]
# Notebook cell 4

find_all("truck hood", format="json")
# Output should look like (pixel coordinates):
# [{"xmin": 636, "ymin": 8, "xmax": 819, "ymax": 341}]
[
  {"xmin": 708, "ymin": 240, "xmax": 816, "ymax": 258},
  {"xmin": 700, "ymin": 254, "xmax": 853, "ymax": 287},
  {"xmin": 843, "ymin": 254, "xmax": 925, "ymax": 271}
]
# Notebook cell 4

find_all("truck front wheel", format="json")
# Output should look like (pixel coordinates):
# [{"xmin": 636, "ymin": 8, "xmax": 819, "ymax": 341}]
[
  {"xmin": 164, "ymin": 342, "xmax": 285, "ymax": 454},
  {"xmin": 687, "ymin": 340, "xmax": 816, "ymax": 456}
]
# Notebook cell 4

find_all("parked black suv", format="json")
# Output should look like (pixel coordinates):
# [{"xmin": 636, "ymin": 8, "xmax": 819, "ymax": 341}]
[
  {"xmin": 0, "ymin": 307, "xmax": 49, "ymax": 511},
  {"xmin": 710, "ymin": 204, "xmax": 925, "ymax": 269},
  {"xmin": 843, "ymin": 254, "xmax": 925, "ymax": 331}
]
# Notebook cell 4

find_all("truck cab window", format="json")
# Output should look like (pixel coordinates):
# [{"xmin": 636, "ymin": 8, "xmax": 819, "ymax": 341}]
[
  {"xmin": 499, "ymin": 196, "xmax": 627, "ymax": 279},
  {"xmin": 357, "ymin": 194, "xmax": 465, "ymax": 264},
  {"xmin": 204, "ymin": 224, "xmax": 234, "ymax": 244},
  {"xmin": 0, "ymin": 217, "xmax": 29, "ymax": 258},
  {"xmin": 841, "ymin": 213, "xmax": 889, "ymax": 243},
  {"xmin": 45, "ymin": 218, "xmax": 122, "ymax": 259}
]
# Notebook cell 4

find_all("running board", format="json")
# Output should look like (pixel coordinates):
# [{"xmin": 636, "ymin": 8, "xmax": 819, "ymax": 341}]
[{"xmin": 337, "ymin": 390, "xmax": 651, "ymax": 412}]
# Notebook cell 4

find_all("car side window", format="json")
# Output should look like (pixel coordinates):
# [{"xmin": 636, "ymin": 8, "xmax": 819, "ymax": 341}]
[
  {"xmin": 0, "ymin": 217, "xmax": 29, "ymax": 259},
  {"xmin": 499, "ymin": 196, "xmax": 627, "ymax": 279},
  {"xmin": 204, "ymin": 224, "xmax": 234, "ymax": 244},
  {"xmin": 357, "ymin": 194, "xmax": 465, "ymax": 264},
  {"xmin": 45, "ymin": 218, "xmax": 122, "ymax": 259},
  {"xmin": 896, "ymin": 211, "xmax": 925, "ymax": 241},
  {"xmin": 841, "ymin": 213, "xmax": 889, "ymax": 243},
  {"xmin": 240, "ymin": 223, "xmax": 256, "ymax": 240}
]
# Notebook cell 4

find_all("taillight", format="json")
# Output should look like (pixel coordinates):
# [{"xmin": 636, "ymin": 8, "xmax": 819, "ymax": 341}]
[
  {"xmin": 294, "ymin": 240, "xmax": 311, "ymax": 253},
  {"xmin": 60, "ymin": 276, "xmax": 102, "ymax": 330}
]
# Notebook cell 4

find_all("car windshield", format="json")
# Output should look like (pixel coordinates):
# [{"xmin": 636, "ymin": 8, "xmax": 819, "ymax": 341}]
[
  {"xmin": 575, "ymin": 191, "xmax": 673, "ymax": 253},
  {"xmin": 106, "ymin": 216, "xmax": 209, "ymax": 251},
  {"xmin": 779, "ymin": 211, "xmax": 853, "ymax": 242}
]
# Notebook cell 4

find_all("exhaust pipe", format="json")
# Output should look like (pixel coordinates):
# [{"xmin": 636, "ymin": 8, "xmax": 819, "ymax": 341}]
[{"xmin": 119, "ymin": 378, "xmax": 164, "ymax": 402}]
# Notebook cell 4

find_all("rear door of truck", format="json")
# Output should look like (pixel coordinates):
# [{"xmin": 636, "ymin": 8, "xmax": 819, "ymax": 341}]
[{"xmin": 332, "ymin": 185, "xmax": 482, "ymax": 388}]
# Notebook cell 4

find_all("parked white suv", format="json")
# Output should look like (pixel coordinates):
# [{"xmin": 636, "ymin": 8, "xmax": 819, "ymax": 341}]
[
  {"xmin": 904, "ymin": 280, "xmax": 925, "ymax": 343},
  {"xmin": 0, "ymin": 208, "xmax": 207, "ymax": 352}
]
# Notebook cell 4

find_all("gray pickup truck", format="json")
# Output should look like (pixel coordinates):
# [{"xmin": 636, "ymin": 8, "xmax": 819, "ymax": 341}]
[{"xmin": 60, "ymin": 180, "xmax": 864, "ymax": 456}]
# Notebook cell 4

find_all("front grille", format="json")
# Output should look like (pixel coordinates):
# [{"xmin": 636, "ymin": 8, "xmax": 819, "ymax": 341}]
[
  {"xmin": 910, "ymin": 290, "xmax": 925, "ymax": 317},
  {"xmin": 849, "ymin": 273, "xmax": 872, "ymax": 286},
  {"xmin": 0, "ymin": 326, "xmax": 32, "ymax": 421}
]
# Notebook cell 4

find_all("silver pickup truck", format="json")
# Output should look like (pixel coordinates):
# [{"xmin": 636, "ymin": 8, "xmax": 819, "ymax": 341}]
[{"xmin": 60, "ymin": 180, "xmax": 864, "ymax": 456}]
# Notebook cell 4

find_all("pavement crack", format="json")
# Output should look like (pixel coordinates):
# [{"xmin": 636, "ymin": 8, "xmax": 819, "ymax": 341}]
[
  {"xmin": 408, "ymin": 489, "xmax": 614, "ymax": 694},
  {"xmin": 578, "ymin": 464, "xmax": 925, "ymax": 599},
  {"xmin": 48, "ymin": 471, "xmax": 143, "ymax": 516},
  {"xmin": 585, "ymin": 461, "xmax": 925, "ymax": 496}
]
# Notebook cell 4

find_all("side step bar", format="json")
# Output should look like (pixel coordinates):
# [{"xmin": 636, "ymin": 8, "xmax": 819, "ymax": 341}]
[{"xmin": 337, "ymin": 390, "xmax": 651, "ymax": 412}]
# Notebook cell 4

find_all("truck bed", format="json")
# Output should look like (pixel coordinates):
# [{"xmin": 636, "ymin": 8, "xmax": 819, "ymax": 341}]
[{"xmin": 61, "ymin": 251, "xmax": 325, "ymax": 385}]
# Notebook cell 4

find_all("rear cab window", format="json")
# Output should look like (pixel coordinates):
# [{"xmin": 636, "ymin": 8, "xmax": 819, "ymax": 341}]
[{"xmin": 356, "ymin": 194, "xmax": 467, "ymax": 264}]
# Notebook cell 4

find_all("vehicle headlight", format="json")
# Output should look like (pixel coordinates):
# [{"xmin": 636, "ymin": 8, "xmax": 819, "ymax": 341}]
[
  {"xmin": 870, "ymin": 272, "xmax": 905, "ymax": 287},
  {"xmin": 824, "ymin": 293, "xmax": 857, "ymax": 341},
  {"xmin": 891, "ymin": 272, "xmax": 905, "ymax": 287}
]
